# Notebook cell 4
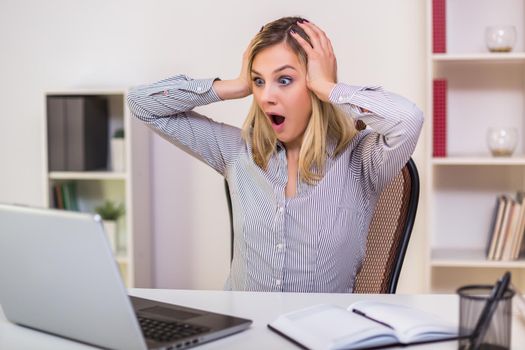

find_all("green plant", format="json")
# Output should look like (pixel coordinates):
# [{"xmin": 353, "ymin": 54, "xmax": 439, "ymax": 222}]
[
  {"xmin": 95, "ymin": 200, "xmax": 125, "ymax": 221},
  {"xmin": 112, "ymin": 128, "xmax": 125, "ymax": 138}
]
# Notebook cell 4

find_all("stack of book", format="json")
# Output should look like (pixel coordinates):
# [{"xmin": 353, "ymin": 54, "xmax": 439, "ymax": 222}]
[
  {"xmin": 52, "ymin": 182, "xmax": 79, "ymax": 211},
  {"xmin": 47, "ymin": 96, "xmax": 108, "ymax": 171},
  {"xmin": 486, "ymin": 192, "xmax": 525, "ymax": 261}
]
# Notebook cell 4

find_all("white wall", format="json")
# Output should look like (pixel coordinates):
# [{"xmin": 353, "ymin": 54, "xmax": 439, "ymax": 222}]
[{"xmin": 0, "ymin": 0, "xmax": 427, "ymax": 291}]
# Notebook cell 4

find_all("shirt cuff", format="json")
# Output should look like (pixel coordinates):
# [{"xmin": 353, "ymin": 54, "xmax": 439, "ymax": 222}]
[
  {"xmin": 329, "ymin": 83, "xmax": 382, "ymax": 105},
  {"xmin": 147, "ymin": 75, "xmax": 222, "ymax": 107},
  {"xmin": 329, "ymin": 83, "xmax": 362, "ymax": 104},
  {"xmin": 330, "ymin": 83, "xmax": 385, "ymax": 117}
]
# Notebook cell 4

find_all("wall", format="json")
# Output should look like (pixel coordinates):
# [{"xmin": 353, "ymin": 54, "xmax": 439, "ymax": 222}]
[{"xmin": 0, "ymin": 0, "xmax": 427, "ymax": 291}]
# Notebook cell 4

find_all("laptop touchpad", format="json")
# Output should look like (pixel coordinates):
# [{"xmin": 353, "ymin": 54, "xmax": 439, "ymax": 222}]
[{"xmin": 140, "ymin": 306, "xmax": 202, "ymax": 320}]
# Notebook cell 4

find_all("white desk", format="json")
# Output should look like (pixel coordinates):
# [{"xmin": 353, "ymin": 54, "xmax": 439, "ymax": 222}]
[{"xmin": 1, "ymin": 289, "xmax": 524, "ymax": 349}]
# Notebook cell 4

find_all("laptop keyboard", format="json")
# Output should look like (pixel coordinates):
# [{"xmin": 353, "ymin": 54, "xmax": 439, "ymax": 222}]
[{"xmin": 138, "ymin": 316, "xmax": 210, "ymax": 343}]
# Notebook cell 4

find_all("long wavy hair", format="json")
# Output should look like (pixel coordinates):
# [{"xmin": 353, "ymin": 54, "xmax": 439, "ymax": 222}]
[{"xmin": 242, "ymin": 16, "xmax": 357, "ymax": 184}]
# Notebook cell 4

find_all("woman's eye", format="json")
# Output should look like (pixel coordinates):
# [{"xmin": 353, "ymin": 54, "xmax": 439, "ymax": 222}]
[
  {"xmin": 252, "ymin": 77, "xmax": 264, "ymax": 87},
  {"xmin": 279, "ymin": 77, "xmax": 292, "ymax": 85}
]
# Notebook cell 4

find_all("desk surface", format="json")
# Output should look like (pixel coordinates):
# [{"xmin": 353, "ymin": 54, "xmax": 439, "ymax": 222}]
[{"xmin": 1, "ymin": 289, "xmax": 524, "ymax": 349}]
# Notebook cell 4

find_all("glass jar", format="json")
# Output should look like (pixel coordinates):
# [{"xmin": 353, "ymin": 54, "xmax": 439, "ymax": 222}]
[
  {"xmin": 485, "ymin": 25, "xmax": 517, "ymax": 52},
  {"xmin": 487, "ymin": 127, "xmax": 518, "ymax": 157}
]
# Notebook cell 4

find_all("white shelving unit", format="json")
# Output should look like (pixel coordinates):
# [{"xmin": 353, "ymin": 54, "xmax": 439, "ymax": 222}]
[
  {"xmin": 42, "ymin": 89, "xmax": 152, "ymax": 288},
  {"xmin": 426, "ymin": 0, "xmax": 525, "ymax": 292}
]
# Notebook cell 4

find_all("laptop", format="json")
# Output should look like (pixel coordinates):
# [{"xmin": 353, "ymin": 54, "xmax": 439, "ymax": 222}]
[{"xmin": 0, "ymin": 203, "xmax": 252, "ymax": 350}]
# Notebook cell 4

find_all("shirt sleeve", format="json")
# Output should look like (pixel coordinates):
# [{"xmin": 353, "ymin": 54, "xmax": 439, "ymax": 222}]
[
  {"xmin": 329, "ymin": 83, "xmax": 424, "ymax": 193},
  {"xmin": 127, "ymin": 74, "xmax": 243, "ymax": 175}
]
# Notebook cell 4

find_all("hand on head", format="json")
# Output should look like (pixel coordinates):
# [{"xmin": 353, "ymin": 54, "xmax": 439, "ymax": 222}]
[
  {"xmin": 212, "ymin": 41, "xmax": 253, "ymax": 101},
  {"xmin": 237, "ymin": 40, "xmax": 254, "ymax": 97},
  {"xmin": 290, "ymin": 20, "xmax": 337, "ymax": 102}
]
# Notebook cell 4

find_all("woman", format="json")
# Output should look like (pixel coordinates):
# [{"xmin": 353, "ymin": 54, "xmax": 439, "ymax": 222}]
[{"xmin": 128, "ymin": 17, "xmax": 423, "ymax": 293}]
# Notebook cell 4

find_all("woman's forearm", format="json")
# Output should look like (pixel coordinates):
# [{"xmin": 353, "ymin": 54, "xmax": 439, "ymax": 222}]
[
  {"xmin": 127, "ymin": 75, "xmax": 221, "ymax": 121},
  {"xmin": 330, "ymin": 83, "xmax": 424, "ymax": 147},
  {"xmin": 212, "ymin": 78, "xmax": 251, "ymax": 101}
]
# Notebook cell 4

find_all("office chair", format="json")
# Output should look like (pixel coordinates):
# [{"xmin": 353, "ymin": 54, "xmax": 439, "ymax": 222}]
[
  {"xmin": 224, "ymin": 158, "xmax": 419, "ymax": 294},
  {"xmin": 353, "ymin": 157, "xmax": 419, "ymax": 294}
]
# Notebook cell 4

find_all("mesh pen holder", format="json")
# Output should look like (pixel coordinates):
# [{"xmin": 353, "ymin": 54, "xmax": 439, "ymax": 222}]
[{"xmin": 457, "ymin": 285, "xmax": 514, "ymax": 350}]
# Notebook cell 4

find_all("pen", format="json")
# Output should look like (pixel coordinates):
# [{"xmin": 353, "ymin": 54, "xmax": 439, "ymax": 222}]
[{"xmin": 351, "ymin": 308, "xmax": 394, "ymax": 330}]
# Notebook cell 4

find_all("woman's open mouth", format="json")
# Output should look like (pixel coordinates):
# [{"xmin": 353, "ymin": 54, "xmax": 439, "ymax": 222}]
[{"xmin": 269, "ymin": 113, "xmax": 285, "ymax": 126}]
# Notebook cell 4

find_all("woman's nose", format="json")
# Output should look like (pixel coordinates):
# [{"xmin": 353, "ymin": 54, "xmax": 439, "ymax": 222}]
[{"xmin": 260, "ymin": 85, "xmax": 277, "ymax": 105}]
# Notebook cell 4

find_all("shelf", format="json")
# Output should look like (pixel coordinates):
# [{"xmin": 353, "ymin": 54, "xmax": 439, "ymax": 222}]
[
  {"xmin": 49, "ymin": 171, "xmax": 127, "ymax": 180},
  {"xmin": 46, "ymin": 88, "xmax": 128, "ymax": 96},
  {"xmin": 433, "ymin": 52, "xmax": 525, "ymax": 63},
  {"xmin": 431, "ymin": 249, "xmax": 525, "ymax": 268},
  {"xmin": 115, "ymin": 255, "xmax": 129, "ymax": 265},
  {"xmin": 432, "ymin": 157, "xmax": 525, "ymax": 166}
]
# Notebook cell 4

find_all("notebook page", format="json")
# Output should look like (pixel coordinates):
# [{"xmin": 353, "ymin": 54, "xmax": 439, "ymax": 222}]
[
  {"xmin": 271, "ymin": 304, "xmax": 397, "ymax": 350},
  {"xmin": 348, "ymin": 301, "xmax": 457, "ymax": 343}
]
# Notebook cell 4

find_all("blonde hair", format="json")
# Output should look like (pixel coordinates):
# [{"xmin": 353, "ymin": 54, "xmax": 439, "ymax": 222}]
[{"xmin": 242, "ymin": 17, "xmax": 357, "ymax": 184}]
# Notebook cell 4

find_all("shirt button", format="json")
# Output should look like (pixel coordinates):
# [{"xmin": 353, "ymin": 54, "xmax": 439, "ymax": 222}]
[
  {"xmin": 276, "ymin": 279, "xmax": 282, "ymax": 286},
  {"xmin": 338, "ymin": 96, "xmax": 344, "ymax": 102},
  {"xmin": 163, "ymin": 90, "xmax": 169, "ymax": 96},
  {"xmin": 196, "ymin": 86, "xmax": 203, "ymax": 92},
  {"xmin": 276, "ymin": 243, "xmax": 284, "ymax": 251},
  {"xmin": 278, "ymin": 206, "xmax": 284, "ymax": 213}
]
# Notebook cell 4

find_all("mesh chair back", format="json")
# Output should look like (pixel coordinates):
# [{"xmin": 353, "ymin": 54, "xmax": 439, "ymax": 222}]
[{"xmin": 353, "ymin": 158, "xmax": 419, "ymax": 294}]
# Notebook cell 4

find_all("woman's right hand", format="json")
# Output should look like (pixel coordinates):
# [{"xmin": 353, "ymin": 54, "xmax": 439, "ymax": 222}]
[
  {"xmin": 237, "ymin": 43, "xmax": 253, "ymax": 96},
  {"xmin": 291, "ymin": 21, "xmax": 337, "ymax": 102},
  {"xmin": 213, "ymin": 42, "xmax": 253, "ymax": 100}
]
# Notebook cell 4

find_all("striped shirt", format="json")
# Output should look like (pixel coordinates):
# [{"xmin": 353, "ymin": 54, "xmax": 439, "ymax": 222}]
[{"xmin": 127, "ymin": 74, "xmax": 423, "ymax": 293}]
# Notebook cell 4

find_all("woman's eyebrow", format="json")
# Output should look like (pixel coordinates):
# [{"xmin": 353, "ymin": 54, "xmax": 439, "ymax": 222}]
[
  {"xmin": 273, "ymin": 65, "xmax": 296, "ymax": 73},
  {"xmin": 251, "ymin": 65, "xmax": 297, "ymax": 76}
]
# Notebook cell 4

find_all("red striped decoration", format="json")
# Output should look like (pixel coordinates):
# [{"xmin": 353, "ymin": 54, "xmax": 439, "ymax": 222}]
[
  {"xmin": 432, "ymin": 0, "xmax": 446, "ymax": 53},
  {"xmin": 433, "ymin": 79, "xmax": 447, "ymax": 157}
]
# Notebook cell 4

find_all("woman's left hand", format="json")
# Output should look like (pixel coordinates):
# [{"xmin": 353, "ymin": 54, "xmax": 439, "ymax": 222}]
[{"xmin": 290, "ymin": 20, "xmax": 337, "ymax": 102}]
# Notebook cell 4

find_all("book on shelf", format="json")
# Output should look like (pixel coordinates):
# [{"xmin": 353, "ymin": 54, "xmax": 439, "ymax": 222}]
[
  {"xmin": 432, "ymin": 0, "xmax": 446, "ymax": 53},
  {"xmin": 47, "ymin": 97, "xmax": 67, "ymax": 171},
  {"xmin": 519, "ymin": 234, "xmax": 525, "ymax": 259},
  {"xmin": 501, "ymin": 198, "xmax": 522, "ymax": 260},
  {"xmin": 493, "ymin": 195, "xmax": 515, "ymax": 260},
  {"xmin": 486, "ymin": 195, "xmax": 507, "ymax": 260},
  {"xmin": 432, "ymin": 79, "xmax": 447, "ymax": 157},
  {"xmin": 268, "ymin": 301, "xmax": 457, "ymax": 350},
  {"xmin": 513, "ymin": 191, "xmax": 525, "ymax": 259},
  {"xmin": 53, "ymin": 184, "xmax": 64, "ymax": 209},
  {"xmin": 486, "ymin": 192, "xmax": 525, "ymax": 261}
]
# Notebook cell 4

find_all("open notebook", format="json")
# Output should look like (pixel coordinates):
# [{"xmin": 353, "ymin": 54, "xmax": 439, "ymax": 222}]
[{"xmin": 268, "ymin": 301, "xmax": 460, "ymax": 350}]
